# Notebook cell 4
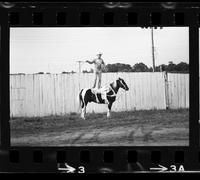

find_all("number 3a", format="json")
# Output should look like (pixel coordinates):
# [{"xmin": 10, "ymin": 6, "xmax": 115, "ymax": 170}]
[{"xmin": 78, "ymin": 166, "xmax": 85, "ymax": 173}]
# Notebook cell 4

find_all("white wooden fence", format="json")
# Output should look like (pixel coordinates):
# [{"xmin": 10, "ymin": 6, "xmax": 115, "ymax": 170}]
[{"xmin": 10, "ymin": 72, "xmax": 189, "ymax": 117}]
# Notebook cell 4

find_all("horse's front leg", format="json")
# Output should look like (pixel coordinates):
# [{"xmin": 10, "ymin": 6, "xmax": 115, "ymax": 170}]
[{"xmin": 107, "ymin": 102, "xmax": 113, "ymax": 118}]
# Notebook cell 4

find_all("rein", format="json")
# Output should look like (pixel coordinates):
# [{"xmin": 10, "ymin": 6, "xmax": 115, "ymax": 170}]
[
  {"xmin": 106, "ymin": 81, "xmax": 126, "ymax": 100},
  {"xmin": 106, "ymin": 84, "xmax": 117, "ymax": 97}
]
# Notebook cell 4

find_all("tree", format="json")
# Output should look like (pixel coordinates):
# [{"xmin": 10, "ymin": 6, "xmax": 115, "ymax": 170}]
[
  {"xmin": 106, "ymin": 63, "xmax": 132, "ymax": 72},
  {"xmin": 106, "ymin": 64, "xmax": 118, "ymax": 72},
  {"xmin": 132, "ymin": 63, "xmax": 149, "ymax": 72},
  {"xmin": 82, "ymin": 68, "xmax": 94, "ymax": 73},
  {"xmin": 166, "ymin": 61, "xmax": 176, "ymax": 72},
  {"xmin": 175, "ymin": 62, "xmax": 189, "ymax": 72},
  {"xmin": 148, "ymin": 67, "xmax": 153, "ymax": 72},
  {"xmin": 159, "ymin": 64, "xmax": 168, "ymax": 72},
  {"xmin": 117, "ymin": 63, "xmax": 132, "ymax": 72},
  {"xmin": 154, "ymin": 64, "xmax": 168, "ymax": 72}
]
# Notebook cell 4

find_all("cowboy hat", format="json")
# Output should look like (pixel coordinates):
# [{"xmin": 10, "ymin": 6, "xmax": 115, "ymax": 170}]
[{"xmin": 97, "ymin": 52, "xmax": 103, "ymax": 56}]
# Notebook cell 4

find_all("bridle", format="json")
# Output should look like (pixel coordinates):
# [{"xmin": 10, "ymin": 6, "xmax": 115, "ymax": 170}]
[
  {"xmin": 106, "ymin": 84, "xmax": 117, "ymax": 97},
  {"xmin": 106, "ymin": 79, "xmax": 127, "ymax": 97},
  {"xmin": 119, "ymin": 79, "xmax": 127, "ymax": 90}
]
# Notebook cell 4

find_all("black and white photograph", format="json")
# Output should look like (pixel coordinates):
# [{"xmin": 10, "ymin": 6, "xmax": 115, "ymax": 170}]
[{"xmin": 10, "ymin": 27, "xmax": 189, "ymax": 146}]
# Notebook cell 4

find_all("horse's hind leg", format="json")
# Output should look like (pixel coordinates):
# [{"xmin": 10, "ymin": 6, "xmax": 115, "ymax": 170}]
[
  {"xmin": 107, "ymin": 102, "xmax": 113, "ymax": 118},
  {"xmin": 81, "ymin": 102, "xmax": 88, "ymax": 119},
  {"xmin": 80, "ymin": 89, "xmax": 90, "ymax": 120},
  {"xmin": 81, "ymin": 104, "xmax": 86, "ymax": 119}
]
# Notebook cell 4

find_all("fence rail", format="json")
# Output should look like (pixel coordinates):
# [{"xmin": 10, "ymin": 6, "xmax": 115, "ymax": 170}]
[{"xmin": 10, "ymin": 72, "xmax": 189, "ymax": 117}]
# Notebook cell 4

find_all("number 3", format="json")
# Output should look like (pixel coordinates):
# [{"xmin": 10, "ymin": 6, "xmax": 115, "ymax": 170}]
[
  {"xmin": 78, "ymin": 166, "xmax": 85, "ymax": 173},
  {"xmin": 170, "ymin": 165, "xmax": 176, "ymax": 171}
]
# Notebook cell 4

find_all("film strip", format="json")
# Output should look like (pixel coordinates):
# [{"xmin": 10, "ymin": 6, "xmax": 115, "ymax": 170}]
[{"xmin": 0, "ymin": 2, "xmax": 199, "ymax": 174}]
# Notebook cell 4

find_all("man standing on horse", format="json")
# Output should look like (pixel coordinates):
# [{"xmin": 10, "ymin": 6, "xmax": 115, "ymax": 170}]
[
  {"xmin": 86, "ymin": 52, "xmax": 109, "ymax": 104},
  {"xmin": 86, "ymin": 52, "xmax": 107, "ymax": 89}
]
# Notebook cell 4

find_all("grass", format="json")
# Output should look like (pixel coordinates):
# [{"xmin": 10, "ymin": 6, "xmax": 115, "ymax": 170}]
[
  {"xmin": 10, "ymin": 108, "xmax": 189, "ymax": 146},
  {"xmin": 10, "ymin": 109, "xmax": 189, "ymax": 133}
]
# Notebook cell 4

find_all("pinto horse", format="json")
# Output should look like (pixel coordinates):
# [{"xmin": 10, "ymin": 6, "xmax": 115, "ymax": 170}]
[{"xmin": 78, "ymin": 77, "xmax": 129, "ymax": 119}]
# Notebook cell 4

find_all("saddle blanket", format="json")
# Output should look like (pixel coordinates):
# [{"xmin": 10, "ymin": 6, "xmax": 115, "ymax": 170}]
[
  {"xmin": 91, "ymin": 85, "xmax": 111, "ymax": 94},
  {"xmin": 91, "ymin": 85, "xmax": 111, "ymax": 103}
]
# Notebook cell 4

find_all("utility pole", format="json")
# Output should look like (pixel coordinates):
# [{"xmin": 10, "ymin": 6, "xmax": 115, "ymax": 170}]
[
  {"xmin": 76, "ymin": 60, "xmax": 85, "ymax": 94},
  {"xmin": 76, "ymin": 60, "xmax": 84, "ymax": 73},
  {"xmin": 151, "ymin": 27, "xmax": 156, "ymax": 72}
]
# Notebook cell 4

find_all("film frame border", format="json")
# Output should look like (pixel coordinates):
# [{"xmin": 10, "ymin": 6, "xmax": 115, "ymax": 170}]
[{"xmin": 0, "ymin": 2, "xmax": 199, "ymax": 173}]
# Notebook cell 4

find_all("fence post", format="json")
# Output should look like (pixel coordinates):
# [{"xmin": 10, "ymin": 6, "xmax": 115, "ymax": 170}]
[{"xmin": 164, "ymin": 71, "xmax": 169, "ymax": 109}]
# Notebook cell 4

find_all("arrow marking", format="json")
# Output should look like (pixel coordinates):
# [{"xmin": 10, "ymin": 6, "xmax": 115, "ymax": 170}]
[
  {"xmin": 150, "ymin": 164, "xmax": 168, "ymax": 172},
  {"xmin": 58, "ymin": 163, "xmax": 76, "ymax": 173}
]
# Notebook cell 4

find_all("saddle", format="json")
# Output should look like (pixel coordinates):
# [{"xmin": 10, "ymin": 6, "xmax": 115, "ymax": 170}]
[
  {"xmin": 91, "ymin": 85, "xmax": 110, "ymax": 94},
  {"xmin": 91, "ymin": 85, "xmax": 110, "ymax": 103}
]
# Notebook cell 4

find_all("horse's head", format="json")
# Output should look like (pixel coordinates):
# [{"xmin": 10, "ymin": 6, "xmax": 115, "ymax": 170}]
[{"xmin": 117, "ymin": 77, "xmax": 129, "ymax": 91}]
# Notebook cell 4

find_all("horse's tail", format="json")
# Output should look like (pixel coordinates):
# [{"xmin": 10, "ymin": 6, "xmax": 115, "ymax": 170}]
[{"xmin": 77, "ymin": 89, "xmax": 83, "ymax": 112}]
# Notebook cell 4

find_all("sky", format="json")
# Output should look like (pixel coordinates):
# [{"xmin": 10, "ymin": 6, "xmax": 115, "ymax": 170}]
[{"xmin": 10, "ymin": 27, "xmax": 189, "ymax": 74}]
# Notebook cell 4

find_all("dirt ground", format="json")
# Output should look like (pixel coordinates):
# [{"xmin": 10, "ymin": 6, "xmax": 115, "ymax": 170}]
[{"xmin": 10, "ymin": 109, "xmax": 189, "ymax": 146}]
